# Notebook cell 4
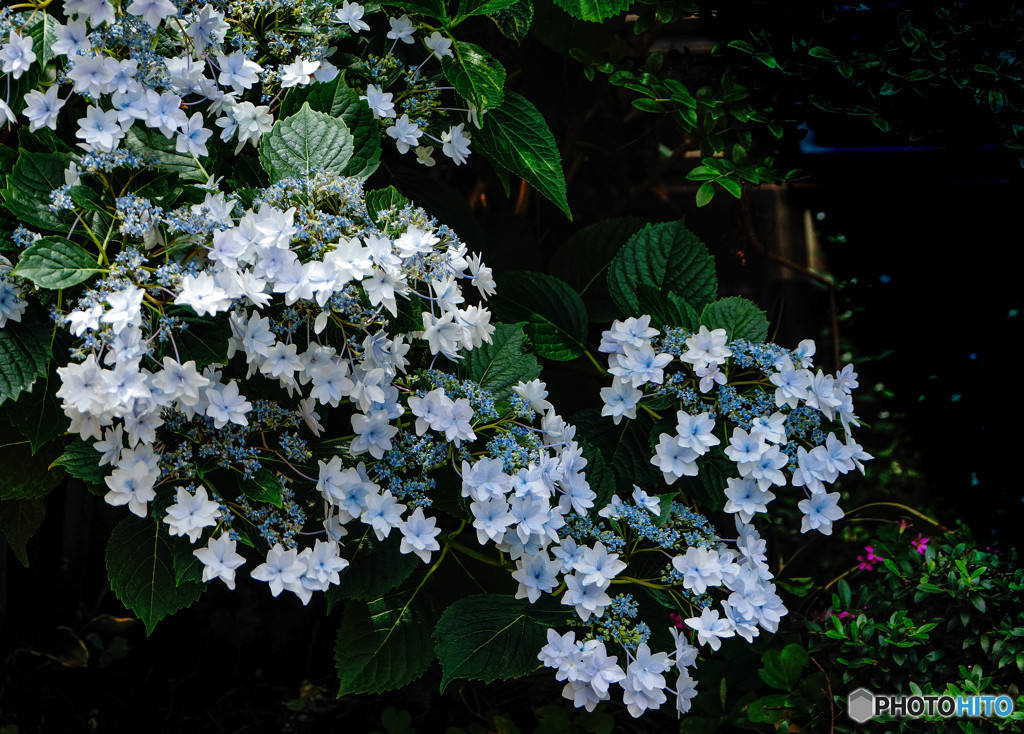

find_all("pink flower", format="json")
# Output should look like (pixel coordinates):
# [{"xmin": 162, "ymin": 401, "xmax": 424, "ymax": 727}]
[
  {"xmin": 912, "ymin": 534, "xmax": 929, "ymax": 555},
  {"xmin": 856, "ymin": 544, "xmax": 883, "ymax": 570},
  {"xmin": 669, "ymin": 612, "xmax": 686, "ymax": 630}
]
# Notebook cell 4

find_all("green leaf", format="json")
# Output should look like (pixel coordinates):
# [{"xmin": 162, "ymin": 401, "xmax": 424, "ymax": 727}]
[
  {"xmin": 718, "ymin": 177, "xmax": 742, "ymax": 199},
  {"xmin": 124, "ymin": 127, "xmax": 208, "ymax": 182},
  {"xmin": 51, "ymin": 439, "xmax": 109, "ymax": 488},
  {"xmin": 700, "ymin": 297, "xmax": 769, "ymax": 342},
  {"xmin": 577, "ymin": 438, "xmax": 614, "ymax": 513},
  {"xmin": 23, "ymin": 12, "xmax": 59, "ymax": 67},
  {"xmin": 169, "ymin": 308, "xmax": 231, "ymax": 369},
  {"xmin": 633, "ymin": 285, "xmax": 701, "ymax": 331},
  {"xmin": 695, "ymin": 181, "xmax": 714, "ymax": 207},
  {"xmin": 378, "ymin": 0, "xmax": 447, "ymax": 17},
  {"xmin": 328, "ymin": 529, "xmax": 419, "ymax": 605},
  {"xmin": 279, "ymin": 75, "xmax": 381, "ymax": 179},
  {"xmin": 6, "ymin": 367, "xmax": 65, "ymax": 453},
  {"xmin": 552, "ymin": 0, "xmax": 629, "ymax": 22},
  {"xmin": 458, "ymin": 0, "xmax": 519, "ymax": 16},
  {"xmin": 571, "ymin": 407, "xmax": 659, "ymax": 489},
  {"xmin": 775, "ymin": 576, "xmax": 814, "ymax": 597},
  {"xmin": 549, "ymin": 217, "xmax": 646, "ymax": 323},
  {"xmin": 171, "ymin": 535, "xmax": 205, "ymax": 586},
  {"xmin": 747, "ymin": 693, "xmax": 792, "ymax": 724},
  {"xmin": 475, "ymin": 91, "xmax": 570, "ymax": 218},
  {"xmin": 837, "ymin": 578, "xmax": 852, "ymax": 607},
  {"xmin": 259, "ymin": 103, "xmax": 354, "ymax": 182},
  {"xmin": 19, "ymin": 127, "xmax": 71, "ymax": 155},
  {"xmin": 0, "ymin": 497, "xmax": 46, "ymax": 567},
  {"xmin": 675, "ymin": 448, "xmax": 730, "ymax": 511},
  {"xmin": 490, "ymin": 0, "xmax": 533, "ymax": 43},
  {"xmin": 106, "ymin": 516, "xmax": 204, "ymax": 634},
  {"xmin": 441, "ymin": 41, "xmax": 506, "ymax": 112},
  {"xmin": 631, "ymin": 98, "xmax": 664, "ymax": 114},
  {"xmin": 433, "ymin": 594, "xmax": 566, "ymax": 691},
  {"xmin": 13, "ymin": 237, "xmax": 103, "ymax": 289},
  {"xmin": 0, "ymin": 307, "xmax": 52, "ymax": 406},
  {"xmin": 460, "ymin": 323, "xmax": 540, "ymax": 403},
  {"xmin": 491, "ymin": 272, "xmax": 587, "ymax": 361},
  {"xmin": 1, "ymin": 150, "xmax": 70, "ymax": 231},
  {"xmin": 334, "ymin": 586, "xmax": 440, "ymax": 695},
  {"xmin": 237, "ymin": 468, "xmax": 283, "ymax": 507},
  {"xmin": 759, "ymin": 643, "xmax": 809, "ymax": 691},
  {"xmin": 607, "ymin": 220, "xmax": 718, "ymax": 317},
  {"xmin": 365, "ymin": 186, "xmax": 409, "ymax": 223},
  {"xmin": 69, "ymin": 185, "xmax": 109, "ymax": 215},
  {"xmin": 0, "ymin": 440, "xmax": 65, "ymax": 503}
]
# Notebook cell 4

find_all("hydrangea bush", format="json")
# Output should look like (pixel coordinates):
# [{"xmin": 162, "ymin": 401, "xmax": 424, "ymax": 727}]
[{"xmin": 0, "ymin": 0, "xmax": 870, "ymax": 721}]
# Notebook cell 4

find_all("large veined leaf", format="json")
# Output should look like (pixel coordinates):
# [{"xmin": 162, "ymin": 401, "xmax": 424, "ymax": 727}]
[
  {"xmin": 701, "ymin": 296, "xmax": 770, "ymax": 342},
  {"xmin": 633, "ymin": 284, "xmax": 701, "ymax": 331},
  {"xmin": 0, "ymin": 150, "xmax": 69, "ymax": 231},
  {"xmin": 491, "ymin": 272, "xmax": 588, "ymax": 361},
  {"xmin": 577, "ymin": 437, "xmax": 615, "ymax": 513},
  {"xmin": 13, "ymin": 237, "xmax": 103, "ymax": 289},
  {"xmin": 460, "ymin": 322, "xmax": 540, "ymax": 402},
  {"xmin": 607, "ymin": 220, "xmax": 718, "ymax": 316},
  {"xmin": 552, "ymin": 0, "xmax": 629, "ymax": 21},
  {"xmin": 365, "ymin": 186, "xmax": 410, "ymax": 223},
  {"xmin": 571, "ymin": 407, "xmax": 659, "ymax": 490},
  {"xmin": 675, "ymin": 447, "xmax": 732, "ymax": 512},
  {"xmin": 327, "ymin": 529, "xmax": 419, "ymax": 606},
  {"xmin": 489, "ymin": 0, "xmax": 533, "ymax": 43},
  {"xmin": 549, "ymin": 216, "xmax": 646, "ymax": 322},
  {"xmin": 378, "ymin": 0, "xmax": 447, "ymax": 17},
  {"xmin": 0, "ymin": 497, "xmax": 46, "ymax": 567},
  {"xmin": 0, "ymin": 307, "xmax": 52, "ymax": 405},
  {"xmin": 433, "ymin": 594, "xmax": 568, "ymax": 691},
  {"xmin": 125, "ymin": 127, "xmax": 208, "ymax": 182},
  {"xmin": 51, "ymin": 438, "xmax": 110, "ymax": 489},
  {"xmin": 441, "ymin": 41, "xmax": 506, "ymax": 112},
  {"xmin": 0, "ymin": 423, "xmax": 65, "ymax": 501},
  {"xmin": 279, "ymin": 75, "xmax": 381, "ymax": 179},
  {"xmin": 168, "ymin": 307, "xmax": 232, "ymax": 369},
  {"xmin": 106, "ymin": 516, "xmax": 205, "ymax": 634},
  {"xmin": 475, "ymin": 91, "xmax": 570, "ymax": 218},
  {"xmin": 457, "ymin": 0, "xmax": 520, "ymax": 18},
  {"xmin": 6, "ymin": 366, "xmax": 66, "ymax": 453},
  {"xmin": 23, "ymin": 13, "xmax": 60, "ymax": 67},
  {"xmin": 334, "ymin": 586, "xmax": 440, "ymax": 695},
  {"xmin": 259, "ymin": 103, "xmax": 354, "ymax": 182},
  {"xmin": 237, "ymin": 468, "xmax": 284, "ymax": 507}
]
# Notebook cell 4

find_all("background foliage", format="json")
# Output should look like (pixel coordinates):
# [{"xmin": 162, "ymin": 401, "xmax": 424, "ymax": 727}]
[{"xmin": 1, "ymin": 0, "xmax": 1022, "ymax": 731}]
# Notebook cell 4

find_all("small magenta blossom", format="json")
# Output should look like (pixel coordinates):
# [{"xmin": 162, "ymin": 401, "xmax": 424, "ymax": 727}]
[{"xmin": 856, "ymin": 544, "xmax": 884, "ymax": 571}]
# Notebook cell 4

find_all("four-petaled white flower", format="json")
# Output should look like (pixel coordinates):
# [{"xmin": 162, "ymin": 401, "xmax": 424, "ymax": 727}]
[
  {"xmin": 424, "ymin": 31, "xmax": 453, "ymax": 59},
  {"xmin": 386, "ymin": 15, "xmax": 416, "ymax": 44},
  {"xmin": 76, "ymin": 106, "xmax": 124, "ymax": 152},
  {"xmin": 127, "ymin": 0, "xmax": 178, "ymax": 28},
  {"xmin": 164, "ymin": 485, "xmax": 222, "ymax": 542},
  {"xmin": 22, "ymin": 86, "xmax": 66, "ymax": 132},
  {"xmin": 386, "ymin": 114, "xmax": 421, "ymax": 153},
  {"xmin": 175, "ymin": 111, "xmax": 213, "ymax": 157},
  {"xmin": 360, "ymin": 84, "xmax": 396, "ymax": 119},
  {"xmin": 335, "ymin": 1, "xmax": 370, "ymax": 32},
  {"xmin": 0, "ymin": 32, "xmax": 35, "ymax": 79},
  {"xmin": 441, "ymin": 123, "xmax": 471, "ymax": 164},
  {"xmin": 194, "ymin": 533, "xmax": 246, "ymax": 589},
  {"xmin": 279, "ymin": 57, "xmax": 320, "ymax": 88}
]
